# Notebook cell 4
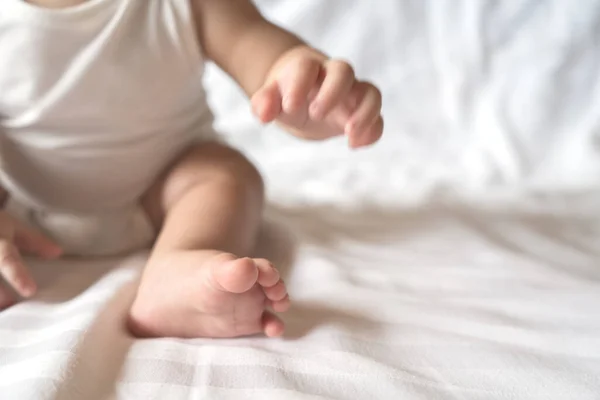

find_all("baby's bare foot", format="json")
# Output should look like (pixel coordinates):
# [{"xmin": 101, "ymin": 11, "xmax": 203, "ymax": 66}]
[{"xmin": 128, "ymin": 250, "xmax": 290, "ymax": 338}]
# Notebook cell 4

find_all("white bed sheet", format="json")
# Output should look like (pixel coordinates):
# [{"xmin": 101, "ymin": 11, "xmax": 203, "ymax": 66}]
[{"xmin": 2, "ymin": 0, "xmax": 600, "ymax": 399}]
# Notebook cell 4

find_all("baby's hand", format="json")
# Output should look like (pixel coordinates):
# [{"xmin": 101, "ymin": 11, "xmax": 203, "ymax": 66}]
[
  {"xmin": 0, "ymin": 211, "xmax": 62, "ymax": 307},
  {"xmin": 251, "ymin": 47, "xmax": 383, "ymax": 148}
]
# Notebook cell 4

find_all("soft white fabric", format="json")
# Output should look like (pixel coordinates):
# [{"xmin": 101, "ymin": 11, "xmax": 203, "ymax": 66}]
[
  {"xmin": 1, "ymin": 0, "xmax": 600, "ymax": 399},
  {"xmin": 0, "ymin": 0, "xmax": 212, "ymax": 254}
]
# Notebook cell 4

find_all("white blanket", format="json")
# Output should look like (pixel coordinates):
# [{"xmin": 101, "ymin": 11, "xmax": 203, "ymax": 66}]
[{"xmin": 2, "ymin": 0, "xmax": 600, "ymax": 399}]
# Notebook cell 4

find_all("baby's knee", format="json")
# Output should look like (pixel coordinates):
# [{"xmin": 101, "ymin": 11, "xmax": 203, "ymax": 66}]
[
  {"xmin": 218, "ymin": 149, "xmax": 263, "ymax": 192},
  {"xmin": 160, "ymin": 143, "xmax": 264, "ymax": 206},
  {"xmin": 195, "ymin": 143, "xmax": 263, "ymax": 193}
]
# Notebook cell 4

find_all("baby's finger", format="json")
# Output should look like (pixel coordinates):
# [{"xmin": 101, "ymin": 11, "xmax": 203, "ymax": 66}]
[
  {"xmin": 349, "ymin": 116, "xmax": 384, "ymax": 149},
  {"xmin": 0, "ymin": 284, "xmax": 16, "ymax": 310},
  {"xmin": 0, "ymin": 240, "xmax": 36, "ymax": 297},
  {"xmin": 310, "ymin": 59, "xmax": 355, "ymax": 120},
  {"xmin": 345, "ymin": 82, "xmax": 382, "ymax": 139},
  {"xmin": 14, "ymin": 222, "xmax": 62, "ymax": 260},
  {"xmin": 281, "ymin": 58, "xmax": 321, "ymax": 114},
  {"xmin": 251, "ymin": 81, "xmax": 282, "ymax": 123}
]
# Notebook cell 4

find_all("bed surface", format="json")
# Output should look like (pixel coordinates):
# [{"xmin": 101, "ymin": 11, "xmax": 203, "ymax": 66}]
[{"xmin": 2, "ymin": 1, "xmax": 600, "ymax": 399}]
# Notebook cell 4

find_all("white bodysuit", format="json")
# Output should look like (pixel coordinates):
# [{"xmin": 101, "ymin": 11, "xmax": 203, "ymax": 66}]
[{"xmin": 0, "ymin": 0, "xmax": 215, "ymax": 255}]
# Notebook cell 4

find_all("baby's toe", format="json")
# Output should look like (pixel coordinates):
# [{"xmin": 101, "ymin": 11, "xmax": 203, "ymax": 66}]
[
  {"xmin": 209, "ymin": 256, "xmax": 259, "ymax": 294},
  {"xmin": 268, "ymin": 295, "xmax": 291, "ymax": 313},
  {"xmin": 263, "ymin": 280, "xmax": 287, "ymax": 302},
  {"xmin": 262, "ymin": 311, "xmax": 285, "ymax": 337},
  {"xmin": 255, "ymin": 259, "xmax": 280, "ymax": 287}
]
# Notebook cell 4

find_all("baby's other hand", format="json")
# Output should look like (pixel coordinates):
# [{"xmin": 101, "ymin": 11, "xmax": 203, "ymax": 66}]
[
  {"xmin": 251, "ymin": 46, "xmax": 383, "ymax": 148},
  {"xmin": 0, "ymin": 211, "xmax": 62, "ymax": 308}
]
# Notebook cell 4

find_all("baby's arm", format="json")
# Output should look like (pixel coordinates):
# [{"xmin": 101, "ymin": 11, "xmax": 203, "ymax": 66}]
[
  {"xmin": 191, "ymin": 0, "xmax": 383, "ymax": 147},
  {"xmin": 192, "ymin": 0, "xmax": 305, "ymax": 96}
]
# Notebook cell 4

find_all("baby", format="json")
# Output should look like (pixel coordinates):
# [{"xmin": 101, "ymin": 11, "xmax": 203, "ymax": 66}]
[{"xmin": 0, "ymin": 0, "xmax": 383, "ymax": 338}]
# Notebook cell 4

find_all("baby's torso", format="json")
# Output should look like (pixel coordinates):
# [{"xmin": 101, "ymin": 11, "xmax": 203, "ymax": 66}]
[{"xmin": 0, "ymin": 0, "xmax": 213, "ymax": 213}]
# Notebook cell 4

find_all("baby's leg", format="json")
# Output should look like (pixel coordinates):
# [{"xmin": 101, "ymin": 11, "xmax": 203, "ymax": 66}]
[{"xmin": 128, "ymin": 143, "xmax": 289, "ymax": 338}]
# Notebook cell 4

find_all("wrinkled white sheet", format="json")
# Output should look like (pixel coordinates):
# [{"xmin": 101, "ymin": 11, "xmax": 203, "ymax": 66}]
[{"xmin": 1, "ymin": 0, "xmax": 600, "ymax": 399}]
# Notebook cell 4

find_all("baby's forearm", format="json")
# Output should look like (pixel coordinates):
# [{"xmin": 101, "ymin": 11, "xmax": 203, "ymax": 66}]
[
  {"xmin": 191, "ymin": 0, "xmax": 323, "ymax": 97},
  {"xmin": 220, "ymin": 21, "xmax": 308, "ymax": 96}
]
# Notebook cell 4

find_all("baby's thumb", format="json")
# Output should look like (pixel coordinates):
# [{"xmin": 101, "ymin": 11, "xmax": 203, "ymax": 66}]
[{"xmin": 13, "ymin": 224, "xmax": 63, "ymax": 259}]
